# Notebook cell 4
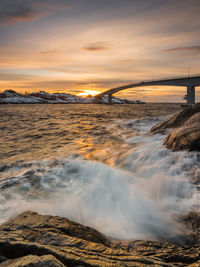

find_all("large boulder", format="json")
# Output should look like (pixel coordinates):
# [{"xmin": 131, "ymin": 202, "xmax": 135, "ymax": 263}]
[
  {"xmin": 185, "ymin": 112, "xmax": 200, "ymax": 126},
  {"xmin": 0, "ymin": 211, "xmax": 200, "ymax": 266},
  {"xmin": 150, "ymin": 104, "xmax": 200, "ymax": 151},
  {"xmin": 150, "ymin": 104, "xmax": 200, "ymax": 134},
  {"xmin": 164, "ymin": 123, "xmax": 200, "ymax": 151}
]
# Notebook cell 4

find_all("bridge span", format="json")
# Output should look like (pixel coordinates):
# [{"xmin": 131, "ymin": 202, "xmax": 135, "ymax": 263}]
[{"xmin": 95, "ymin": 75, "xmax": 200, "ymax": 104}]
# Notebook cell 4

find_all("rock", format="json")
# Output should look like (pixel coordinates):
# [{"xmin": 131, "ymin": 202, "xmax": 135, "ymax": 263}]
[
  {"xmin": 150, "ymin": 104, "xmax": 200, "ymax": 151},
  {"xmin": 0, "ymin": 255, "xmax": 65, "ymax": 267},
  {"xmin": 150, "ymin": 104, "xmax": 200, "ymax": 134},
  {"xmin": 180, "ymin": 211, "xmax": 200, "ymax": 245},
  {"xmin": 0, "ymin": 211, "xmax": 200, "ymax": 266},
  {"xmin": 164, "ymin": 123, "xmax": 200, "ymax": 151},
  {"xmin": 0, "ymin": 210, "xmax": 110, "ymax": 247},
  {"xmin": 188, "ymin": 260, "xmax": 200, "ymax": 267},
  {"xmin": 185, "ymin": 112, "xmax": 200, "ymax": 126}
]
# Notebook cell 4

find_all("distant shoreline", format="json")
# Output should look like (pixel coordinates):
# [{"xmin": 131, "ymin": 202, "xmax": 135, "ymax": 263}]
[
  {"xmin": 0, "ymin": 102, "xmax": 186, "ymax": 105},
  {"xmin": 0, "ymin": 102, "xmax": 146, "ymax": 105},
  {"xmin": 0, "ymin": 90, "xmax": 145, "ymax": 105}
]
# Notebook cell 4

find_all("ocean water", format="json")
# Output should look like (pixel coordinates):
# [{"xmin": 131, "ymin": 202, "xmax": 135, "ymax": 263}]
[{"xmin": 0, "ymin": 103, "xmax": 199, "ymax": 241}]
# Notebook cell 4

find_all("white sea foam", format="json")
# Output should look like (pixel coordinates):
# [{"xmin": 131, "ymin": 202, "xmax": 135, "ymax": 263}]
[{"xmin": 0, "ymin": 119, "xmax": 199, "ymax": 241}]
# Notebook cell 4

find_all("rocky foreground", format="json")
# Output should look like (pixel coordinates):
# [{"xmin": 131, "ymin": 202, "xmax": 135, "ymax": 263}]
[
  {"xmin": 0, "ymin": 211, "xmax": 199, "ymax": 266},
  {"xmin": 1, "ymin": 106, "xmax": 200, "ymax": 266}
]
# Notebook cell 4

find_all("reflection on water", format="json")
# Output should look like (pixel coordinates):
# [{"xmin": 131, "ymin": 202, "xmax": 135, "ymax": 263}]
[
  {"xmin": 0, "ymin": 103, "xmax": 180, "ymax": 164},
  {"xmin": 1, "ymin": 103, "xmax": 199, "ymax": 241}
]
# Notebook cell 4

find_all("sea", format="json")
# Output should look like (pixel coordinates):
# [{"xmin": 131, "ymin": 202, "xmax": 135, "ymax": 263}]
[{"xmin": 0, "ymin": 103, "xmax": 199, "ymax": 241}]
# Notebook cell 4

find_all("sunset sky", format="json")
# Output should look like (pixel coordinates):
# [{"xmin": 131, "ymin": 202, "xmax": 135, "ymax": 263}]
[{"xmin": 0, "ymin": 0, "xmax": 200, "ymax": 102}]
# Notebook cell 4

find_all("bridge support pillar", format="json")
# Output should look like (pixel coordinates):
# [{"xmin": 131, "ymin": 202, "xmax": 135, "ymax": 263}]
[
  {"xmin": 187, "ymin": 85, "xmax": 195, "ymax": 105},
  {"xmin": 108, "ymin": 94, "xmax": 112, "ymax": 104}
]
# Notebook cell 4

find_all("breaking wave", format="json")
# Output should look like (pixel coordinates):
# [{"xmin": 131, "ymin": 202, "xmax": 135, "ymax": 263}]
[{"xmin": 0, "ymin": 119, "xmax": 199, "ymax": 241}]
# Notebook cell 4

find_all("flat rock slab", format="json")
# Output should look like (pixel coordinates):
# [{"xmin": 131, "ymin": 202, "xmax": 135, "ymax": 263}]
[
  {"xmin": 0, "ymin": 255, "xmax": 65, "ymax": 267},
  {"xmin": 0, "ymin": 211, "xmax": 200, "ymax": 266}
]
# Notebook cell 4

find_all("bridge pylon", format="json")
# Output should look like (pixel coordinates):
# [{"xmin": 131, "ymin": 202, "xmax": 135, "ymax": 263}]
[
  {"xmin": 187, "ymin": 85, "xmax": 195, "ymax": 105},
  {"xmin": 108, "ymin": 94, "xmax": 112, "ymax": 104}
]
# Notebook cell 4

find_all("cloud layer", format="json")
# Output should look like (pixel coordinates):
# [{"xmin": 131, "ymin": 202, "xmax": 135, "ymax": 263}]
[
  {"xmin": 0, "ymin": 5, "xmax": 39, "ymax": 24},
  {"xmin": 0, "ymin": 0, "xmax": 200, "ymax": 101},
  {"xmin": 83, "ymin": 42, "xmax": 110, "ymax": 52},
  {"xmin": 162, "ymin": 46, "xmax": 200, "ymax": 55}
]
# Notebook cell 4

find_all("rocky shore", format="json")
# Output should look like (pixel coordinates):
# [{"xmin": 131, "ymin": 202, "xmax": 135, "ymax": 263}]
[
  {"xmin": 150, "ymin": 103, "xmax": 200, "ymax": 204},
  {"xmin": 0, "ymin": 211, "xmax": 199, "ymax": 267},
  {"xmin": 150, "ymin": 104, "xmax": 200, "ymax": 151},
  {"xmin": 1, "ymin": 105, "xmax": 200, "ymax": 266}
]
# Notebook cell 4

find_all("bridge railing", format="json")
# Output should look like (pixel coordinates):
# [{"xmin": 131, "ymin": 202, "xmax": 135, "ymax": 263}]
[{"xmin": 136, "ymin": 74, "xmax": 200, "ymax": 84}]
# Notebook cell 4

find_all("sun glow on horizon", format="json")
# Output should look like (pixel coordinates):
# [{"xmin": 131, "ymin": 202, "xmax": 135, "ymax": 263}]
[{"xmin": 77, "ymin": 90, "xmax": 100, "ymax": 97}]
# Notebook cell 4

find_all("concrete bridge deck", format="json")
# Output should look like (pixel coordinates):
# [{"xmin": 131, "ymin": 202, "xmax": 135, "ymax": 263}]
[{"xmin": 95, "ymin": 75, "xmax": 200, "ymax": 104}]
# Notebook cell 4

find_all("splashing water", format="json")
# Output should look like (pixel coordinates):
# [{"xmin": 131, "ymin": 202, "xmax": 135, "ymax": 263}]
[{"xmin": 0, "ymin": 119, "xmax": 199, "ymax": 241}]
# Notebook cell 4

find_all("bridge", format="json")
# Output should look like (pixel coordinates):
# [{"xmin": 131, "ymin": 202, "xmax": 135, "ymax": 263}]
[{"xmin": 95, "ymin": 75, "xmax": 200, "ymax": 104}]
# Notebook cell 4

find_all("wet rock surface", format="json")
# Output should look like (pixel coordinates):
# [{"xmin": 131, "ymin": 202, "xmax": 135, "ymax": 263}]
[
  {"xmin": 150, "ymin": 104, "xmax": 200, "ymax": 134},
  {"xmin": 0, "ymin": 211, "xmax": 200, "ymax": 266},
  {"xmin": 164, "ymin": 123, "xmax": 200, "ymax": 151},
  {"xmin": 150, "ymin": 104, "xmax": 200, "ymax": 151}
]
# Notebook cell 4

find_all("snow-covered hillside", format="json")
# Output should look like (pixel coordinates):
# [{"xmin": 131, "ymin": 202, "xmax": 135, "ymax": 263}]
[{"xmin": 0, "ymin": 90, "xmax": 144, "ymax": 104}]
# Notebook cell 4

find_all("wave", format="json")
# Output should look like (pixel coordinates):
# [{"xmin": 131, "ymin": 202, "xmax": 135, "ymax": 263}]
[{"xmin": 0, "ymin": 119, "xmax": 199, "ymax": 241}]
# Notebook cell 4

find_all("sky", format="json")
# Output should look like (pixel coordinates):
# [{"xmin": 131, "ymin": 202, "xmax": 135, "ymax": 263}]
[{"xmin": 0, "ymin": 0, "xmax": 200, "ymax": 102}]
